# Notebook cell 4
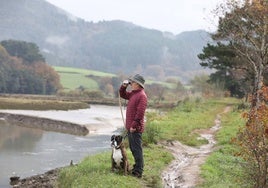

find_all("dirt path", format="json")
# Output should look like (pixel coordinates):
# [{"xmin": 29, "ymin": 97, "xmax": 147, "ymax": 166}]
[{"xmin": 161, "ymin": 106, "xmax": 231, "ymax": 188}]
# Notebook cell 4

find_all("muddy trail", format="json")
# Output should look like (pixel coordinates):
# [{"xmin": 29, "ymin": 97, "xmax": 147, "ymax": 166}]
[{"xmin": 161, "ymin": 106, "xmax": 231, "ymax": 188}]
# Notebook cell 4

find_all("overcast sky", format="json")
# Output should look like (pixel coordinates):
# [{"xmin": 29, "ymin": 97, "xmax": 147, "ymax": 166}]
[{"xmin": 45, "ymin": 0, "xmax": 224, "ymax": 34}]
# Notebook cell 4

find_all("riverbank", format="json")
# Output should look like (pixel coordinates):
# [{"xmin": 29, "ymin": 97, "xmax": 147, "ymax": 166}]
[
  {"xmin": 10, "ymin": 167, "xmax": 61, "ymax": 188},
  {"xmin": 0, "ymin": 112, "xmax": 89, "ymax": 136},
  {"xmin": 0, "ymin": 94, "xmax": 177, "ymax": 110},
  {"xmin": 0, "ymin": 94, "xmax": 91, "ymax": 110},
  {"xmin": 0, "ymin": 104, "xmax": 125, "ymax": 135}
]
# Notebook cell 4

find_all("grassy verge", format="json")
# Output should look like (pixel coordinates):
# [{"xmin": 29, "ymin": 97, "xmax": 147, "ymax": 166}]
[
  {"xmin": 146, "ymin": 97, "xmax": 239, "ymax": 146},
  {"xmin": 57, "ymin": 98, "xmax": 236, "ymax": 187},
  {"xmin": 198, "ymin": 105, "xmax": 249, "ymax": 187}
]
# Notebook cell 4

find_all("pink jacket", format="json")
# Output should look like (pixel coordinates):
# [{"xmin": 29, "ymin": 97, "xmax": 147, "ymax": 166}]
[{"xmin": 119, "ymin": 85, "xmax": 147, "ymax": 133}]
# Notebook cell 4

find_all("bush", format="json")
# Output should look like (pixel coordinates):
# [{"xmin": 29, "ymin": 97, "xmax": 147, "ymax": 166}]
[{"xmin": 143, "ymin": 122, "xmax": 162, "ymax": 145}]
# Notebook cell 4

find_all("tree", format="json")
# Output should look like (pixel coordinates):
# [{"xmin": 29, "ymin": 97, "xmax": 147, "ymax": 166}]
[
  {"xmin": 0, "ymin": 44, "xmax": 9, "ymax": 62},
  {"xmin": 146, "ymin": 83, "xmax": 165, "ymax": 103},
  {"xmin": 198, "ymin": 42, "xmax": 254, "ymax": 98},
  {"xmin": 31, "ymin": 62, "xmax": 62, "ymax": 94},
  {"xmin": 214, "ymin": 1, "xmax": 268, "ymax": 187},
  {"xmin": 0, "ymin": 40, "xmax": 61, "ymax": 94},
  {"xmin": 214, "ymin": 0, "xmax": 268, "ymax": 108},
  {"xmin": 1, "ymin": 40, "xmax": 45, "ymax": 63},
  {"xmin": 237, "ymin": 86, "xmax": 268, "ymax": 187},
  {"xmin": 189, "ymin": 74, "xmax": 227, "ymax": 97}
]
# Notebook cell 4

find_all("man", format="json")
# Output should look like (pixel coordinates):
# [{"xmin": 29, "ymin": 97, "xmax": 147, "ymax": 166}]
[{"xmin": 119, "ymin": 74, "xmax": 147, "ymax": 178}]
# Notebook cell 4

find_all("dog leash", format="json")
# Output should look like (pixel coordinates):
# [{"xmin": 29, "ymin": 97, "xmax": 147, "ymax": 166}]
[
  {"xmin": 118, "ymin": 90, "xmax": 128, "ymax": 140},
  {"xmin": 118, "ymin": 90, "xmax": 126, "ymax": 126}
]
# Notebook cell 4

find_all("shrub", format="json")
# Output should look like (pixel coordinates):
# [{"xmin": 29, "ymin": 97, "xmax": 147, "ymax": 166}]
[{"xmin": 143, "ymin": 122, "xmax": 162, "ymax": 145}]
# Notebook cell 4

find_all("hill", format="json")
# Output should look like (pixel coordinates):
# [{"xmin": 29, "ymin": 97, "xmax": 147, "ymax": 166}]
[{"xmin": 0, "ymin": 0, "xmax": 213, "ymax": 83}]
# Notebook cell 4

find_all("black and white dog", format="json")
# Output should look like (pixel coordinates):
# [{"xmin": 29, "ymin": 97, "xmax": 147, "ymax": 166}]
[{"xmin": 111, "ymin": 134, "xmax": 129, "ymax": 175}]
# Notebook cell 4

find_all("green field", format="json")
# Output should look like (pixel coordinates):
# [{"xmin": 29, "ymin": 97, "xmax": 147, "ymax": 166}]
[
  {"xmin": 53, "ymin": 66, "xmax": 179, "ymax": 91},
  {"xmin": 53, "ymin": 66, "xmax": 115, "ymax": 90}
]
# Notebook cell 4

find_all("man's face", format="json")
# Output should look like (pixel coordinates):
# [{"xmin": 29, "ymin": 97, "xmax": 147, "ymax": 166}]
[{"xmin": 130, "ymin": 81, "xmax": 140, "ymax": 90}]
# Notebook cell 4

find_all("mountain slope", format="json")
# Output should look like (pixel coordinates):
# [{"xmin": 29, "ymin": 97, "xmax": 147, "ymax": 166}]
[{"xmin": 0, "ymin": 0, "xmax": 213, "ymax": 82}]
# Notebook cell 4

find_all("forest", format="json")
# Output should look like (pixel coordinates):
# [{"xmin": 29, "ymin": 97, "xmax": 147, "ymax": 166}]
[{"xmin": 0, "ymin": 40, "xmax": 61, "ymax": 94}]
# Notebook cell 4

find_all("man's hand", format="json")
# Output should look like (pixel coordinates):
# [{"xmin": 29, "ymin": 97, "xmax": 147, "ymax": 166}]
[
  {"xmin": 130, "ymin": 127, "xmax": 136, "ymax": 133},
  {"xmin": 122, "ymin": 80, "xmax": 130, "ymax": 87}
]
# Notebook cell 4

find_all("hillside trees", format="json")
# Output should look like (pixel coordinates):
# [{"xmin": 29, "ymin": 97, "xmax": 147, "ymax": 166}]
[
  {"xmin": 0, "ymin": 40, "xmax": 61, "ymax": 94},
  {"xmin": 1, "ymin": 40, "xmax": 45, "ymax": 63},
  {"xmin": 211, "ymin": 0, "xmax": 268, "ymax": 187},
  {"xmin": 198, "ymin": 42, "xmax": 254, "ymax": 98}
]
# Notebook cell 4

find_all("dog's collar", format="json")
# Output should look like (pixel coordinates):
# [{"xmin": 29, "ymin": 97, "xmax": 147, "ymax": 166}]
[{"xmin": 114, "ymin": 142, "xmax": 122, "ymax": 150}]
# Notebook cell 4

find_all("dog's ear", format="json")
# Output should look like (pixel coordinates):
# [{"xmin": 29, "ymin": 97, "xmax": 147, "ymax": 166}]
[{"xmin": 111, "ymin": 135, "xmax": 115, "ymax": 141}]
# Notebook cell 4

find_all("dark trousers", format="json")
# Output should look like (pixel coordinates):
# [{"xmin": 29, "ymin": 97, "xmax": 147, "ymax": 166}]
[{"xmin": 128, "ymin": 132, "xmax": 144, "ymax": 174}]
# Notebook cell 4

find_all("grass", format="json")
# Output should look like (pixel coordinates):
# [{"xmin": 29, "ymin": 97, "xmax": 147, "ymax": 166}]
[
  {"xmin": 198, "ymin": 105, "xmax": 250, "ymax": 187},
  {"xmin": 146, "ymin": 80, "xmax": 177, "ymax": 89},
  {"xmin": 147, "ymin": 97, "xmax": 238, "ymax": 146},
  {"xmin": 53, "ymin": 66, "xmax": 115, "ymax": 90},
  {"xmin": 57, "ymin": 98, "xmax": 238, "ymax": 187},
  {"xmin": 58, "ymin": 145, "xmax": 173, "ymax": 188},
  {"xmin": 53, "ymin": 66, "xmax": 178, "ymax": 91},
  {"xmin": 58, "ymin": 72, "xmax": 99, "ymax": 90},
  {"xmin": 53, "ymin": 66, "xmax": 115, "ymax": 77}
]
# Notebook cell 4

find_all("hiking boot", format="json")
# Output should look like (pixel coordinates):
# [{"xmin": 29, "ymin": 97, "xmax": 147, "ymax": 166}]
[{"xmin": 131, "ymin": 171, "xmax": 142, "ymax": 178}]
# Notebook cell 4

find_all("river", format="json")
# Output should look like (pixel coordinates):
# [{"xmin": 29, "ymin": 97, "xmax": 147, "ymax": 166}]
[{"xmin": 0, "ymin": 105, "xmax": 125, "ymax": 187}]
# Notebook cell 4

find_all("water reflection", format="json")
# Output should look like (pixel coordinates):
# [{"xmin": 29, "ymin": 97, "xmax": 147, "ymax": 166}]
[{"xmin": 0, "ymin": 120, "xmax": 43, "ymax": 152}]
